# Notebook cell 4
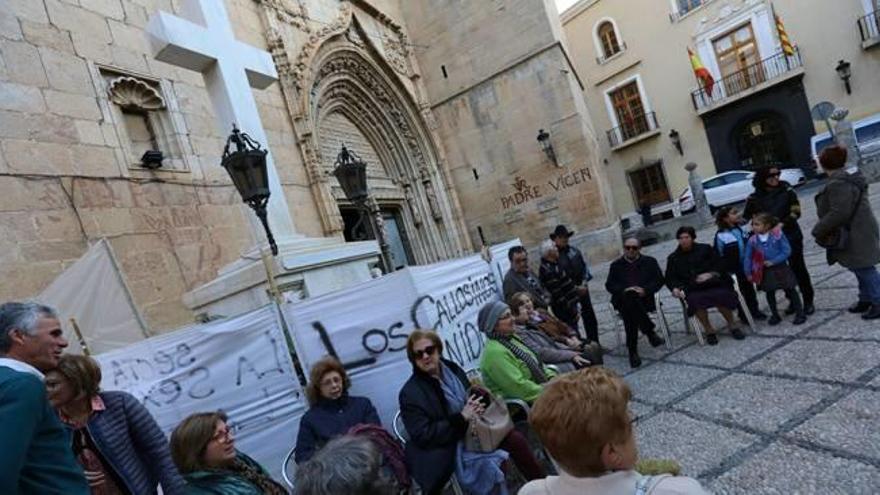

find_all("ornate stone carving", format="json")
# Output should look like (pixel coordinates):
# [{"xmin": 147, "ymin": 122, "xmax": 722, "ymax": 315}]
[
  {"xmin": 423, "ymin": 179, "xmax": 442, "ymax": 221},
  {"xmin": 290, "ymin": 4, "xmax": 353, "ymax": 93},
  {"xmin": 107, "ymin": 77, "xmax": 165, "ymax": 110},
  {"xmin": 402, "ymin": 182, "xmax": 422, "ymax": 227},
  {"xmin": 383, "ymin": 32, "xmax": 410, "ymax": 76}
]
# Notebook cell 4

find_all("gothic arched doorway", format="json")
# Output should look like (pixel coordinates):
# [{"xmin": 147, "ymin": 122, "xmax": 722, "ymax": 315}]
[
  {"xmin": 735, "ymin": 114, "xmax": 792, "ymax": 169},
  {"xmin": 286, "ymin": 13, "xmax": 469, "ymax": 266}
]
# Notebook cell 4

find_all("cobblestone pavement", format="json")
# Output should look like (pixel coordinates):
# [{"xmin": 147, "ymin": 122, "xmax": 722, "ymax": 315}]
[{"xmin": 585, "ymin": 181, "xmax": 880, "ymax": 494}]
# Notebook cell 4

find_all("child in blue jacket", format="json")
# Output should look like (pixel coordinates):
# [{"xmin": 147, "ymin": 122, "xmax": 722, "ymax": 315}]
[{"xmin": 744, "ymin": 213, "xmax": 807, "ymax": 325}]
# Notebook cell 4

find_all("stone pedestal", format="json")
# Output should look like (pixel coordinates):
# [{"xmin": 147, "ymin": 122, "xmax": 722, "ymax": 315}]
[{"xmin": 183, "ymin": 237, "xmax": 380, "ymax": 319}]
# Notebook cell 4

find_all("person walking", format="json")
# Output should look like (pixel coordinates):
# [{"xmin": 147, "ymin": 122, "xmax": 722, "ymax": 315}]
[
  {"xmin": 0, "ymin": 301, "xmax": 89, "ymax": 495},
  {"xmin": 744, "ymin": 213, "xmax": 807, "ymax": 326},
  {"xmin": 812, "ymin": 145, "xmax": 880, "ymax": 320},
  {"xmin": 551, "ymin": 225, "xmax": 600, "ymax": 343},
  {"xmin": 743, "ymin": 166, "xmax": 815, "ymax": 314}
]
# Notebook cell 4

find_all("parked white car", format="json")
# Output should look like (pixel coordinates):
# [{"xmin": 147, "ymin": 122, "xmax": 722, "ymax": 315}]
[{"xmin": 678, "ymin": 168, "xmax": 806, "ymax": 213}]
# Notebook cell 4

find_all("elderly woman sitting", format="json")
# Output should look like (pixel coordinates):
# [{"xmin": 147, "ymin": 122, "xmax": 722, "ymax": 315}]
[
  {"xmin": 520, "ymin": 367, "xmax": 710, "ymax": 495},
  {"xmin": 478, "ymin": 300, "xmax": 556, "ymax": 403},
  {"xmin": 171, "ymin": 411, "xmax": 287, "ymax": 494},
  {"xmin": 665, "ymin": 226, "xmax": 744, "ymax": 346},
  {"xmin": 294, "ymin": 436, "xmax": 395, "ymax": 495},
  {"xmin": 509, "ymin": 292, "xmax": 601, "ymax": 372},
  {"xmin": 398, "ymin": 329, "xmax": 544, "ymax": 494},
  {"xmin": 294, "ymin": 356, "xmax": 381, "ymax": 463},
  {"xmin": 46, "ymin": 354, "xmax": 184, "ymax": 495}
]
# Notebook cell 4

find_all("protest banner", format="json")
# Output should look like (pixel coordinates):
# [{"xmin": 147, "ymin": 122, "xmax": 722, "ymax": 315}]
[{"xmin": 95, "ymin": 304, "xmax": 304, "ymax": 480}]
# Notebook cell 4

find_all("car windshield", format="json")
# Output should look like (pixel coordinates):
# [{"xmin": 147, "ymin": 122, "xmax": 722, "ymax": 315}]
[{"xmin": 856, "ymin": 121, "xmax": 880, "ymax": 146}]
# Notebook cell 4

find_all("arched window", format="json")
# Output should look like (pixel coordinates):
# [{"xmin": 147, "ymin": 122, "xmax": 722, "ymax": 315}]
[{"xmin": 598, "ymin": 21, "xmax": 621, "ymax": 59}]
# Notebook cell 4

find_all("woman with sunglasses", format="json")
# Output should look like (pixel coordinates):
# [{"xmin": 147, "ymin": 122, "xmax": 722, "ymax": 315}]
[
  {"xmin": 398, "ymin": 329, "xmax": 545, "ymax": 494},
  {"xmin": 743, "ymin": 166, "xmax": 815, "ymax": 314},
  {"xmin": 170, "ymin": 412, "xmax": 286, "ymax": 494}
]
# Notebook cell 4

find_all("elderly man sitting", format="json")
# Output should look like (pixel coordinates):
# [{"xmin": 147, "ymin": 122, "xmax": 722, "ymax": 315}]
[{"xmin": 605, "ymin": 238, "xmax": 665, "ymax": 368}]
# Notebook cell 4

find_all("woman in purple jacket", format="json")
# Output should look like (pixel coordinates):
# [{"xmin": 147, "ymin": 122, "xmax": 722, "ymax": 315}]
[{"xmin": 45, "ymin": 354, "xmax": 184, "ymax": 495}]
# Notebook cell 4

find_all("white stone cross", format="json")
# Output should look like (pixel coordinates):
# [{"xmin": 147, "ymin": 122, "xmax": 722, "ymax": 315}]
[{"xmin": 146, "ymin": 0, "xmax": 297, "ymax": 243}]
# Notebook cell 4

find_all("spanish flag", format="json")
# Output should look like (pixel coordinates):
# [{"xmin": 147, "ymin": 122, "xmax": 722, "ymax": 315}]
[
  {"xmin": 775, "ymin": 14, "xmax": 794, "ymax": 56},
  {"xmin": 688, "ymin": 48, "xmax": 715, "ymax": 95}
]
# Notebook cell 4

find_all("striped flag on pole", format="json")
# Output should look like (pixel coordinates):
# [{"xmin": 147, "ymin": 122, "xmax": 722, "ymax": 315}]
[
  {"xmin": 688, "ymin": 47, "xmax": 715, "ymax": 96},
  {"xmin": 775, "ymin": 13, "xmax": 795, "ymax": 56}
]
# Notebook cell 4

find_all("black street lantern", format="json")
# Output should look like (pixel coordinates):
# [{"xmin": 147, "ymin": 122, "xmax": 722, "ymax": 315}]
[
  {"xmin": 332, "ymin": 145, "xmax": 369, "ymax": 203},
  {"xmin": 835, "ymin": 59, "xmax": 852, "ymax": 94},
  {"xmin": 221, "ymin": 124, "xmax": 277, "ymax": 255},
  {"xmin": 332, "ymin": 145, "xmax": 394, "ymax": 273},
  {"xmin": 536, "ymin": 128, "xmax": 559, "ymax": 166},
  {"xmin": 669, "ymin": 129, "xmax": 683, "ymax": 155}
]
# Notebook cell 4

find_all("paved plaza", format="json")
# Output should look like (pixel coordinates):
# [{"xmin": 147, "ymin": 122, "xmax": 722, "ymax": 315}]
[{"xmin": 587, "ymin": 181, "xmax": 880, "ymax": 494}]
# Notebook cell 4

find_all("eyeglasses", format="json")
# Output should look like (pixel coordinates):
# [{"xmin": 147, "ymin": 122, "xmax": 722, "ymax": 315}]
[
  {"xmin": 413, "ymin": 345, "xmax": 437, "ymax": 359},
  {"xmin": 498, "ymin": 311, "xmax": 513, "ymax": 320},
  {"xmin": 624, "ymin": 246, "xmax": 640, "ymax": 251},
  {"xmin": 767, "ymin": 172, "xmax": 781, "ymax": 178}
]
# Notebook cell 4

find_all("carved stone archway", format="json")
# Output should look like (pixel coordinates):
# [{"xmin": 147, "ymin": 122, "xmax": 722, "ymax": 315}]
[{"xmin": 262, "ymin": 5, "xmax": 469, "ymax": 264}]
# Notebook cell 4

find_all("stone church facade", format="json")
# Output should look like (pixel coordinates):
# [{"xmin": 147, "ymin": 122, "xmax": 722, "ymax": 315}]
[{"xmin": 0, "ymin": 0, "xmax": 615, "ymax": 331}]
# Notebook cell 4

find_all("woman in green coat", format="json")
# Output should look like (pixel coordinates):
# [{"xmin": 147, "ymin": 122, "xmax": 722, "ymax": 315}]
[
  {"xmin": 170, "ymin": 412, "xmax": 287, "ymax": 494},
  {"xmin": 478, "ymin": 300, "xmax": 556, "ymax": 403}
]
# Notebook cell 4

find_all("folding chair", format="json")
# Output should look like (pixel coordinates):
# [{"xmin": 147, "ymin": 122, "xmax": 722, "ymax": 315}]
[
  {"xmin": 609, "ymin": 292, "xmax": 673, "ymax": 351},
  {"xmin": 682, "ymin": 278, "xmax": 757, "ymax": 346},
  {"xmin": 393, "ymin": 410, "xmax": 464, "ymax": 495},
  {"xmin": 281, "ymin": 447, "xmax": 296, "ymax": 491}
]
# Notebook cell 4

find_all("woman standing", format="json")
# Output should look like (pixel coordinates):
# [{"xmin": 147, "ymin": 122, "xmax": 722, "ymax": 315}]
[
  {"xmin": 45, "ymin": 355, "xmax": 184, "ymax": 495},
  {"xmin": 398, "ymin": 329, "xmax": 545, "ymax": 494},
  {"xmin": 812, "ymin": 145, "xmax": 880, "ymax": 320},
  {"xmin": 294, "ymin": 356, "xmax": 381, "ymax": 463},
  {"xmin": 170, "ymin": 412, "xmax": 287, "ymax": 494},
  {"xmin": 743, "ymin": 166, "xmax": 815, "ymax": 314}
]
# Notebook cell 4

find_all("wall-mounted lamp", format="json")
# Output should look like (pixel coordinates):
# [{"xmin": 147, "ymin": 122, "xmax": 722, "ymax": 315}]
[
  {"xmin": 668, "ymin": 129, "xmax": 683, "ymax": 155},
  {"xmin": 140, "ymin": 150, "xmax": 164, "ymax": 169},
  {"xmin": 536, "ymin": 129, "xmax": 559, "ymax": 166},
  {"xmin": 835, "ymin": 59, "xmax": 852, "ymax": 95}
]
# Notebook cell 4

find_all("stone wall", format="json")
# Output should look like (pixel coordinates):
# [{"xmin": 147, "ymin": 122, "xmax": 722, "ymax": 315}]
[
  {"xmin": 401, "ymin": 0, "xmax": 617, "ymax": 254},
  {"xmin": 0, "ymin": 0, "xmax": 325, "ymax": 331}
]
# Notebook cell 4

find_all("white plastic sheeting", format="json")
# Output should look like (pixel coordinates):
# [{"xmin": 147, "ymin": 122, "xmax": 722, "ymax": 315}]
[{"xmin": 38, "ymin": 239, "xmax": 149, "ymax": 355}]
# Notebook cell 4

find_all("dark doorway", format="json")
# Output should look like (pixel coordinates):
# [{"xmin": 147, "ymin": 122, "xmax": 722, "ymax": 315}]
[
  {"xmin": 735, "ymin": 114, "xmax": 792, "ymax": 168},
  {"xmin": 340, "ymin": 206, "xmax": 414, "ymax": 270}
]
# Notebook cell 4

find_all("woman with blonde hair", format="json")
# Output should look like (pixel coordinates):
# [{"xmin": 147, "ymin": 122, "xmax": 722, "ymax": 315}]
[
  {"xmin": 293, "ymin": 356, "xmax": 380, "ymax": 463},
  {"xmin": 520, "ymin": 367, "xmax": 709, "ymax": 494},
  {"xmin": 45, "ymin": 354, "xmax": 184, "ymax": 494},
  {"xmin": 170, "ymin": 411, "xmax": 286, "ymax": 494}
]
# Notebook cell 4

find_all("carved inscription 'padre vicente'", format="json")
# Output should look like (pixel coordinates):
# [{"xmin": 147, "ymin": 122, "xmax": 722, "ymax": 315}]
[{"xmin": 500, "ymin": 167, "xmax": 593, "ymax": 210}]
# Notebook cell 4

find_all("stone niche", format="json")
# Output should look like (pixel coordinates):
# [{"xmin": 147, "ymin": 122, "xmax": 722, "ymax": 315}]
[{"xmin": 91, "ymin": 64, "xmax": 194, "ymax": 172}]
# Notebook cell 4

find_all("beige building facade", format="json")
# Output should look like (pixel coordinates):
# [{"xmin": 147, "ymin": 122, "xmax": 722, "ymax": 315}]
[
  {"xmin": 0, "ymin": 0, "xmax": 615, "ymax": 331},
  {"xmin": 562, "ymin": 0, "xmax": 880, "ymax": 222}
]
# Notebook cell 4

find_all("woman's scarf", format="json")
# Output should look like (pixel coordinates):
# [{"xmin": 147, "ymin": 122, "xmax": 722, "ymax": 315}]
[
  {"xmin": 490, "ymin": 333, "xmax": 548, "ymax": 384},
  {"xmin": 438, "ymin": 363, "xmax": 508, "ymax": 495}
]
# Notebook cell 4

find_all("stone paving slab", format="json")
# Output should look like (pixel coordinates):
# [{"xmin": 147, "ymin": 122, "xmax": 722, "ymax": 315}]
[
  {"xmin": 669, "ymin": 335, "xmax": 784, "ymax": 369},
  {"xmin": 624, "ymin": 362, "xmax": 723, "ymax": 404},
  {"xmin": 708, "ymin": 442, "xmax": 880, "ymax": 495},
  {"xmin": 677, "ymin": 373, "xmax": 841, "ymax": 433},
  {"xmin": 806, "ymin": 311, "xmax": 880, "ymax": 341},
  {"xmin": 636, "ymin": 411, "xmax": 757, "ymax": 478},
  {"xmin": 744, "ymin": 340, "xmax": 880, "ymax": 383},
  {"xmin": 805, "ymin": 287, "xmax": 863, "ymax": 311},
  {"xmin": 789, "ymin": 389, "xmax": 880, "ymax": 462}
]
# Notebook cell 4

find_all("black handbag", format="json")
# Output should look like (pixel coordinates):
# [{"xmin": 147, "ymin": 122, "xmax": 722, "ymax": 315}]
[{"xmin": 816, "ymin": 187, "xmax": 864, "ymax": 250}]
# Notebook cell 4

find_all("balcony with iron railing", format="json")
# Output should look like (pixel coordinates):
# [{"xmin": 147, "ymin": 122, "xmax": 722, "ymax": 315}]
[
  {"xmin": 606, "ymin": 111, "xmax": 660, "ymax": 150},
  {"xmin": 858, "ymin": 10, "xmax": 880, "ymax": 49},
  {"xmin": 691, "ymin": 47, "xmax": 804, "ymax": 114}
]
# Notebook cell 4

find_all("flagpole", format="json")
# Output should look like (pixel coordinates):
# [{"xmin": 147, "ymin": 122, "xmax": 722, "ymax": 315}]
[{"xmin": 69, "ymin": 318, "xmax": 91, "ymax": 356}]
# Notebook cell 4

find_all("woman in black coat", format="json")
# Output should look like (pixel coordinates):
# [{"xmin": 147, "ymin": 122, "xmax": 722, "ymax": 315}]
[
  {"xmin": 665, "ymin": 226, "xmax": 745, "ymax": 345},
  {"xmin": 398, "ymin": 330, "xmax": 544, "ymax": 494},
  {"xmin": 743, "ymin": 166, "xmax": 815, "ymax": 314}
]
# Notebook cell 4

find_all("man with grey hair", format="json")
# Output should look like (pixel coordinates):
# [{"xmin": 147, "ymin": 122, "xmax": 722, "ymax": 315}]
[
  {"xmin": 539, "ymin": 239, "xmax": 581, "ymax": 330},
  {"xmin": 0, "ymin": 301, "xmax": 89, "ymax": 494},
  {"xmin": 294, "ymin": 435, "xmax": 395, "ymax": 495}
]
